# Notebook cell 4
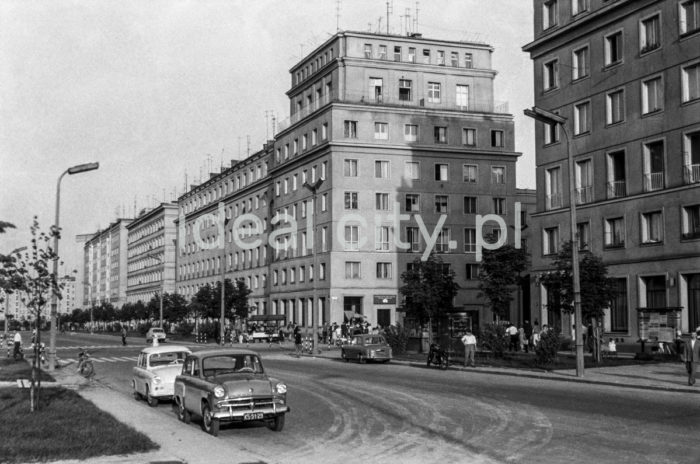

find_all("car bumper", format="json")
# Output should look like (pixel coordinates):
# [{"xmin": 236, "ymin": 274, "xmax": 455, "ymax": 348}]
[
  {"xmin": 211, "ymin": 405, "xmax": 290, "ymax": 422},
  {"xmin": 149, "ymin": 383, "xmax": 175, "ymax": 398}
]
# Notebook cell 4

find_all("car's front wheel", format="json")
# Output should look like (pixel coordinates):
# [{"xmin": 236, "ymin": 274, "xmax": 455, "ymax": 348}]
[
  {"xmin": 176, "ymin": 398, "xmax": 191, "ymax": 424},
  {"xmin": 266, "ymin": 414, "xmax": 285, "ymax": 432},
  {"xmin": 146, "ymin": 386, "xmax": 158, "ymax": 407},
  {"xmin": 201, "ymin": 403, "xmax": 220, "ymax": 436}
]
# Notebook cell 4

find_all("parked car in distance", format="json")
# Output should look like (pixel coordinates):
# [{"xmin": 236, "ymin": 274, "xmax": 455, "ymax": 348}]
[
  {"xmin": 173, "ymin": 348, "xmax": 289, "ymax": 436},
  {"xmin": 132, "ymin": 345, "xmax": 191, "ymax": 407},
  {"xmin": 341, "ymin": 334, "xmax": 392, "ymax": 364},
  {"xmin": 245, "ymin": 330, "xmax": 280, "ymax": 343},
  {"xmin": 146, "ymin": 327, "xmax": 167, "ymax": 344}
]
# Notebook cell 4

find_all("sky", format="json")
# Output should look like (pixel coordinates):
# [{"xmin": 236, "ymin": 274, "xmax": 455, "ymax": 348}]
[{"xmin": 0, "ymin": 0, "xmax": 535, "ymax": 274}]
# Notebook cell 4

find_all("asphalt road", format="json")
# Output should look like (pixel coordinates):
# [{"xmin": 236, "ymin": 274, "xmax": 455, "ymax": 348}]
[{"xmin": 53, "ymin": 332, "xmax": 700, "ymax": 464}]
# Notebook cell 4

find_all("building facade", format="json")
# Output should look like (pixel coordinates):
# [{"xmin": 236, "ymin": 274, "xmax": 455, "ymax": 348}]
[
  {"xmin": 83, "ymin": 219, "xmax": 132, "ymax": 308},
  {"xmin": 523, "ymin": 0, "xmax": 700, "ymax": 338},
  {"xmin": 57, "ymin": 275, "xmax": 76, "ymax": 315},
  {"xmin": 126, "ymin": 203, "xmax": 179, "ymax": 304}
]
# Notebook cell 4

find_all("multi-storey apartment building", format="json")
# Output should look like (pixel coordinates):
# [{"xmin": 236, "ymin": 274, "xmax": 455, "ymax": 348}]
[
  {"xmin": 126, "ymin": 203, "xmax": 179, "ymax": 304},
  {"xmin": 57, "ymin": 275, "xmax": 76, "ymax": 315},
  {"xmin": 83, "ymin": 218, "xmax": 132, "ymax": 308},
  {"xmin": 523, "ymin": 0, "xmax": 700, "ymax": 338}
]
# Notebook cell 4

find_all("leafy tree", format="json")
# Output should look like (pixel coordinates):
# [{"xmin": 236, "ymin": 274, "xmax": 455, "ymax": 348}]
[
  {"xmin": 163, "ymin": 293, "xmax": 190, "ymax": 323},
  {"xmin": 478, "ymin": 242, "xmax": 529, "ymax": 321},
  {"xmin": 399, "ymin": 254, "xmax": 459, "ymax": 342},
  {"xmin": 538, "ymin": 241, "xmax": 618, "ymax": 362}
]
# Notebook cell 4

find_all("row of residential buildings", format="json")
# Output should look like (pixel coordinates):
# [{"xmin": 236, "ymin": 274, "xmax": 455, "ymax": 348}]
[{"xmin": 75, "ymin": 0, "xmax": 699, "ymax": 343}]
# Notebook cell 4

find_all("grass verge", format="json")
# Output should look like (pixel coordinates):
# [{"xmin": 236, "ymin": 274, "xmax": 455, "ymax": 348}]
[
  {"xmin": 0, "ymin": 387, "xmax": 157, "ymax": 463},
  {"xmin": 0, "ymin": 358, "xmax": 54, "ymax": 382}
]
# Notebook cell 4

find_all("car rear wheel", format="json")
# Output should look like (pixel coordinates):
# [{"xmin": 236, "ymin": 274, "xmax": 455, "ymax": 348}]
[
  {"xmin": 266, "ymin": 414, "xmax": 285, "ymax": 432},
  {"xmin": 201, "ymin": 404, "xmax": 220, "ymax": 436},
  {"xmin": 146, "ymin": 386, "xmax": 158, "ymax": 407},
  {"xmin": 177, "ymin": 398, "xmax": 191, "ymax": 424}
]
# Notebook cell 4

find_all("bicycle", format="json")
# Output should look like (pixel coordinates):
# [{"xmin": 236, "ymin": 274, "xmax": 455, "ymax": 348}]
[{"xmin": 77, "ymin": 349, "xmax": 95, "ymax": 379}]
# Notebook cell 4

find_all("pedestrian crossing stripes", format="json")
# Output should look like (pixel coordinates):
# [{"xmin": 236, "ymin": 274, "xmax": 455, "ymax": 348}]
[{"xmin": 62, "ymin": 356, "xmax": 137, "ymax": 364}]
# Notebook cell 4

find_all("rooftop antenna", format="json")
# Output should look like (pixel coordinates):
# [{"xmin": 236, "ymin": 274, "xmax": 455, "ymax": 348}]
[
  {"xmin": 264, "ymin": 110, "xmax": 271, "ymax": 140},
  {"xmin": 271, "ymin": 112, "xmax": 277, "ymax": 137},
  {"xmin": 404, "ymin": 8, "xmax": 411, "ymax": 35},
  {"xmin": 336, "ymin": 0, "xmax": 341, "ymax": 31},
  {"xmin": 386, "ymin": 1, "xmax": 392, "ymax": 34},
  {"xmin": 414, "ymin": 1, "xmax": 419, "ymax": 34},
  {"xmin": 238, "ymin": 136, "xmax": 242, "ymax": 160},
  {"xmin": 377, "ymin": 17, "xmax": 382, "ymax": 34},
  {"xmin": 220, "ymin": 147, "xmax": 225, "ymax": 171},
  {"xmin": 246, "ymin": 135, "xmax": 250, "ymax": 157}
]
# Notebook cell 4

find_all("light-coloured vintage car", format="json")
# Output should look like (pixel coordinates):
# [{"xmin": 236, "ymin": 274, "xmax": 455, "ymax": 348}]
[
  {"xmin": 173, "ymin": 348, "xmax": 289, "ymax": 436},
  {"xmin": 146, "ymin": 327, "xmax": 167, "ymax": 344},
  {"xmin": 341, "ymin": 334, "xmax": 393, "ymax": 363},
  {"xmin": 132, "ymin": 345, "xmax": 191, "ymax": 406}
]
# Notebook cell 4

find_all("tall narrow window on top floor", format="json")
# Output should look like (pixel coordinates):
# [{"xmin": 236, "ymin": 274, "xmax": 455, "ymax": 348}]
[
  {"xmin": 422, "ymin": 49, "xmax": 431, "ymax": 64},
  {"xmin": 394, "ymin": 46, "xmax": 402, "ymax": 61},
  {"xmin": 464, "ymin": 53, "xmax": 473, "ymax": 68},
  {"xmin": 491, "ymin": 130, "xmax": 504, "ymax": 147},
  {"xmin": 378, "ymin": 45, "xmax": 387, "ymax": 60},
  {"xmin": 543, "ymin": 0, "xmax": 558, "ymax": 29},
  {"xmin": 450, "ymin": 51, "xmax": 459, "ymax": 67},
  {"xmin": 408, "ymin": 47, "xmax": 416, "ymax": 63},
  {"xmin": 437, "ymin": 50, "xmax": 445, "ymax": 65},
  {"xmin": 572, "ymin": 0, "xmax": 589, "ymax": 16},
  {"xmin": 364, "ymin": 44, "xmax": 372, "ymax": 58}
]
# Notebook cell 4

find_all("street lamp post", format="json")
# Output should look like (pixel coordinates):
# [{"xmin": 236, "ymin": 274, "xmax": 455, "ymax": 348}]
[
  {"xmin": 49, "ymin": 162, "xmax": 99, "ymax": 372},
  {"xmin": 524, "ymin": 107, "xmax": 584, "ymax": 378},
  {"xmin": 146, "ymin": 252, "xmax": 165, "ymax": 328},
  {"xmin": 220, "ymin": 218, "xmax": 230, "ymax": 346},
  {"xmin": 303, "ymin": 179, "xmax": 323, "ymax": 354}
]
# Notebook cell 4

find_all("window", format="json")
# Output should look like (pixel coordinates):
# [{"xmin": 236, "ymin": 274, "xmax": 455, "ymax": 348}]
[
  {"xmin": 450, "ymin": 51, "xmax": 459, "ymax": 67},
  {"xmin": 462, "ymin": 128, "xmax": 476, "ymax": 146},
  {"xmin": 407, "ymin": 227, "xmax": 420, "ymax": 252},
  {"xmin": 322, "ymin": 122, "xmax": 328, "ymax": 140},
  {"xmin": 321, "ymin": 193, "xmax": 328, "ymax": 212},
  {"xmin": 275, "ymin": 181, "xmax": 280, "ymax": 196},
  {"xmin": 321, "ymin": 226, "xmax": 328, "ymax": 251},
  {"xmin": 408, "ymin": 47, "xmax": 416, "ymax": 63},
  {"xmin": 405, "ymin": 161, "xmax": 420, "ymax": 180},
  {"xmin": 640, "ymin": 14, "xmax": 661, "ymax": 53},
  {"xmin": 344, "ymin": 159, "xmax": 358, "ymax": 177},
  {"xmin": 344, "ymin": 192, "xmax": 358, "ymax": 210},
  {"xmin": 680, "ymin": 0, "xmax": 700, "ymax": 35},
  {"xmin": 364, "ymin": 43, "xmax": 372, "ymax": 58},
  {"xmin": 344, "ymin": 226, "xmax": 359, "ymax": 250},
  {"xmin": 604, "ymin": 217, "xmax": 625, "ymax": 248},
  {"xmin": 491, "ymin": 130, "xmax": 504, "ymax": 147},
  {"xmin": 370, "ymin": 77, "xmax": 383, "ymax": 102},
  {"xmin": 375, "ymin": 193, "xmax": 389, "ymax": 210},
  {"xmin": 610, "ymin": 279, "xmax": 628, "ymax": 332},
  {"xmin": 576, "ymin": 159, "xmax": 593, "ymax": 204},
  {"xmin": 375, "ymin": 160, "xmax": 389, "ymax": 178},
  {"xmin": 283, "ymin": 178, "xmax": 289, "ymax": 194},
  {"xmin": 493, "ymin": 198, "xmax": 506, "ymax": 215},
  {"xmin": 345, "ymin": 262, "xmax": 361, "ymax": 279},
  {"xmin": 543, "ymin": 0, "xmax": 558, "ymax": 29},
  {"xmin": 606, "ymin": 89, "xmax": 625, "ymax": 125},
  {"xmin": 428, "ymin": 82, "xmax": 441, "ymax": 103},
  {"xmin": 572, "ymin": 46, "xmax": 589, "ymax": 80},
  {"xmin": 463, "ymin": 164, "xmax": 478, "ymax": 183},
  {"xmin": 572, "ymin": 0, "xmax": 588, "ymax": 16},
  {"xmin": 293, "ymin": 139, "xmax": 299, "ymax": 154},
  {"xmin": 682, "ymin": 204, "xmax": 700, "ymax": 239},
  {"xmin": 281, "ymin": 269, "xmax": 287, "ymax": 285},
  {"xmin": 491, "ymin": 166, "xmax": 505, "ymax": 184},
  {"xmin": 289, "ymin": 268, "xmax": 295, "ymax": 284},
  {"xmin": 435, "ymin": 195, "xmax": 449, "ymax": 213},
  {"xmin": 434, "ymin": 127, "xmax": 447, "ymax": 144},
  {"xmin": 399, "ymin": 79, "xmax": 412, "ymax": 101},
  {"xmin": 464, "ymin": 228, "xmax": 477, "ymax": 253},
  {"xmin": 344, "ymin": 120, "xmax": 358, "ymax": 138},
  {"xmin": 546, "ymin": 167, "xmax": 562, "ymax": 210},
  {"xmin": 543, "ymin": 227, "xmax": 559, "ymax": 255},
  {"xmin": 404, "ymin": 124, "xmax": 418, "ymax": 142},
  {"xmin": 574, "ymin": 101, "xmax": 590, "ymax": 135},
  {"xmin": 299, "ymin": 266, "xmax": 305, "ymax": 283},
  {"xmin": 464, "ymin": 53, "xmax": 473, "ymax": 68},
  {"xmin": 374, "ymin": 122, "xmax": 388, "ymax": 140},
  {"xmin": 375, "ymin": 226, "xmax": 390, "ymax": 251},
  {"xmin": 422, "ymin": 48, "xmax": 430, "ymax": 64},
  {"xmin": 643, "ymin": 275, "xmax": 667, "ymax": 308},
  {"xmin": 378, "ymin": 45, "xmax": 387, "ymax": 60},
  {"xmin": 607, "ymin": 150, "xmax": 626, "ymax": 198},
  {"xmin": 435, "ymin": 163, "xmax": 449, "ymax": 181},
  {"xmin": 405, "ymin": 194, "xmax": 420, "ymax": 212},
  {"xmin": 642, "ymin": 76, "xmax": 663, "ymax": 114},
  {"xmin": 643, "ymin": 140, "xmax": 664, "ymax": 192},
  {"xmin": 463, "ymin": 196, "xmax": 477, "ymax": 214},
  {"xmin": 394, "ymin": 46, "xmax": 402, "ymax": 61},
  {"xmin": 605, "ymin": 31, "xmax": 623, "ymax": 66},
  {"xmin": 543, "ymin": 59, "xmax": 559, "ymax": 90},
  {"xmin": 456, "ymin": 85, "xmax": 469, "ymax": 108},
  {"xmin": 641, "ymin": 211, "xmax": 663, "ymax": 244},
  {"xmin": 436, "ymin": 228, "xmax": 450, "ymax": 253},
  {"xmin": 302, "ymin": 134, "xmax": 308, "ymax": 150},
  {"xmin": 577, "ymin": 222, "xmax": 590, "ymax": 251},
  {"xmin": 376, "ymin": 262, "xmax": 392, "ymax": 279},
  {"xmin": 544, "ymin": 118, "xmax": 560, "ymax": 145},
  {"xmin": 466, "ymin": 264, "xmax": 480, "ymax": 280},
  {"xmin": 682, "ymin": 61, "xmax": 700, "ymax": 102},
  {"xmin": 437, "ymin": 50, "xmax": 445, "ymax": 65},
  {"xmin": 684, "ymin": 130, "xmax": 700, "ymax": 184}
]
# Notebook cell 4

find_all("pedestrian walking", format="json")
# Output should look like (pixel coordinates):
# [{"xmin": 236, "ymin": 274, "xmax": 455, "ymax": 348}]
[
  {"xmin": 293, "ymin": 326, "xmax": 302, "ymax": 357},
  {"xmin": 681, "ymin": 329, "xmax": 700, "ymax": 386},
  {"xmin": 121, "ymin": 327, "xmax": 127, "ymax": 346},
  {"xmin": 506, "ymin": 323, "xmax": 518, "ymax": 351},
  {"xmin": 524, "ymin": 320, "xmax": 533, "ymax": 353},
  {"xmin": 13, "ymin": 330, "xmax": 22, "ymax": 358},
  {"xmin": 461, "ymin": 330, "xmax": 477, "ymax": 367}
]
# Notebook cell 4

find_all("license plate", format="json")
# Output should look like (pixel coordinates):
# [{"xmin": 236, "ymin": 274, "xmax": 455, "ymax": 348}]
[{"xmin": 243, "ymin": 412, "xmax": 263, "ymax": 421}]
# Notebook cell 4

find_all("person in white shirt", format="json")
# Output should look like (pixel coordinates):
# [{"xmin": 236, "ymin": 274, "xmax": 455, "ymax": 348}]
[
  {"xmin": 461, "ymin": 330, "xmax": 477, "ymax": 367},
  {"xmin": 13, "ymin": 331, "xmax": 22, "ymax": 358}
]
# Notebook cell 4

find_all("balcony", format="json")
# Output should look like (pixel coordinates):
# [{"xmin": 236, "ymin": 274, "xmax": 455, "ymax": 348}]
[
  {"xmin": 607, "ymin": 180, "xmax": 626, "ymax": 199},
  {"xmin": 576, "ymin": 186, "xmax": 593, "ymax": 204},
  {"xmin": 643, "ymin": 171, "xmax": 664, "ymax": 192},
  {"xmin": 684, "ymin": 163, "xmax": 700, "ymax": 184},
  {"xmin": 277, "ymin": 90, "xmax": 509, "ymax": 132},
  {"xmin": 546, "ymin": 192, "xmax": 563, "ymax": 210}
]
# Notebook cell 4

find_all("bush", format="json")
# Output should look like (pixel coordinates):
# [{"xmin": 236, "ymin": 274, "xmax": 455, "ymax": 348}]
[
  {"xmin": 383, "ymin": 324, "xmax": 410, "ymax": 355},
  {"xmin": 535, "ymin": 329, "xmax": 562, "ymax": 367},
  {"xmin": 478, "ymin": 323, "xmax": 509, "ymax": 357},
  {"xmin": 136, "ymin": 323, "xmax": 151, "ymax": 335},
  {"xmin": 175, "ymin": 322, "xmax": 195, "ymax": 337}
]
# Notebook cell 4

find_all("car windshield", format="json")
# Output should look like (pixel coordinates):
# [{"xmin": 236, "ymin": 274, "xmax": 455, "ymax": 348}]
[
  {"xmin": 151, "ymin": 329, "xmax": 164, "ymax": 333},
  {"xmin": 148, "ymin": 351, "xmax": 187, "ymax": 367},
  {"xmin": 365, "ymin": 337, "xmax": 386, "ymax": 345},
  {"xmin": 202, "ymin": 354, "xmax": 264, "ymax": 377}
]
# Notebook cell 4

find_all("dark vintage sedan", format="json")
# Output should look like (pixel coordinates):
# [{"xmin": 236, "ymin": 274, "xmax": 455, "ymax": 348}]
[
  {"xmin": 340, "ymin": 334, "xmax": 393, "ymax": 363},
  {"xmin": 173, "ymin": 348, "xmax": 289, "ymax": 436}
]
